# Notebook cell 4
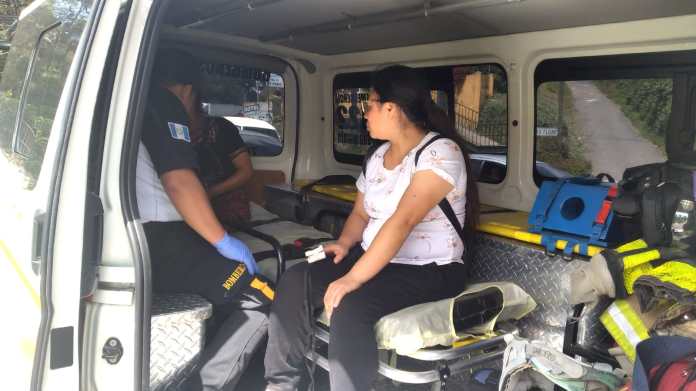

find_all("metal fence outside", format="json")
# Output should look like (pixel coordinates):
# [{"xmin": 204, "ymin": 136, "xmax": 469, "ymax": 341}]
[{"xmin": 454, "ymin": 103, "xmax": 506, "ymax": 147}]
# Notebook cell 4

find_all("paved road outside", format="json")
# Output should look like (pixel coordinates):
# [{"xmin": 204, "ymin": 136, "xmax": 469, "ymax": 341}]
[{"xmin": 567, "ymin": 81, "xmax": 665, "ymax": 180}]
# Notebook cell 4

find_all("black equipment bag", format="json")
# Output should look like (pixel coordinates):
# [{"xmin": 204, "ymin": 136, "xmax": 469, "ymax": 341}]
[
  {"xmin": 612, "ymin": 73, "xmax": 696, "ymax": 246},
  {"xmin": 613, "ymin": 162, "xmax": 694, "ymax": 247}
]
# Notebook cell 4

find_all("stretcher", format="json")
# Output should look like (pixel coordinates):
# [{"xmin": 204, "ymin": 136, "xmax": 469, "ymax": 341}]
[{"xmin": 238, "ymin": 197, "xmax": 523, "ymax": 390}]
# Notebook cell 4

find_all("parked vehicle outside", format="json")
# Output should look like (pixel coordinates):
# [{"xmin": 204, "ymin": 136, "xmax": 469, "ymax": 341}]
[
  {"xmin": 470, "ymin": 153, "xmax": 571, "ymax": 184},
  {"xmin": 224, "ymin": 116, "xmax": 282, "ymax": 156}
]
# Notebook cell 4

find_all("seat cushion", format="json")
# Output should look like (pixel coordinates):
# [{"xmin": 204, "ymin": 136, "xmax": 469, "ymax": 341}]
[{"xmin": 237, "ymin": 203, "xmax": 333, "ymax": 281}]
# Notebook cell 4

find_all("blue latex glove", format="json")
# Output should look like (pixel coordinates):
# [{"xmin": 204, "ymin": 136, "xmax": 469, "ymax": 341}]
[{"xmin": 213, "ymin": 233, "xmax": 257, "ymax": 275}]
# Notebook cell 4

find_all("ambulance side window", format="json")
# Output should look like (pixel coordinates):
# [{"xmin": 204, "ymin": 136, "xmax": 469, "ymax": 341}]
[
  {"xmin": 534, "ymin": 52, "xmax": 696, "ymax": 185},
  {"xmin": 198, "ymin": 63, "xmax": 286, "ymax": 156},
  {"xmin": 333, "ymin": 64, "xmax": 509, "ymax": 184}
]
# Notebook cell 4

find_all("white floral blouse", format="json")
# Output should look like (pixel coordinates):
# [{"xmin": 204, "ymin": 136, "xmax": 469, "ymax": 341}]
[{"xmin": 356, "ymin": 131, "xmax": 467, "ymax": 266}]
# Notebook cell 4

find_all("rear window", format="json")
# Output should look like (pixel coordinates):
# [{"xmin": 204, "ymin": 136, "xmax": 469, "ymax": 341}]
[
  {"xmin": 333, "ymin": 64, "xmax": 508, "ymax": 183},
  {"xmin": 199, "ymin": 64, "xmax": 285, "ymax": 156},
  {"xmin": 534, "ymin": 51, "xmax": 696, "ymax": 184}
]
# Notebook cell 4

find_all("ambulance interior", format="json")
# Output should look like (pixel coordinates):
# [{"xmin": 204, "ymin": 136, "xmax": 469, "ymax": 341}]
[{"xmin": 133, "ymin": 0, "xmax": 696, "ymax": 389}]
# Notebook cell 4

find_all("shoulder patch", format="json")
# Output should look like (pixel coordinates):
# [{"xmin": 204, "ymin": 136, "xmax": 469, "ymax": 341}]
[{"xmin": 167, "ymin": 122, "xmax": 191, "ymax": 142}]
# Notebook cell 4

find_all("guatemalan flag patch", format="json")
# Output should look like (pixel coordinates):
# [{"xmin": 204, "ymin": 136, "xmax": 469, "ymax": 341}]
[{"xmin": 167, "ymin": 122, "xmax": 191, "ymax": 142}]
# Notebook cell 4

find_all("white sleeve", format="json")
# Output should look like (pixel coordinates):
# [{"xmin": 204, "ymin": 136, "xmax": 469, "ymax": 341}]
[
  {"xmin": 356, "ymin": 172, "xmax": 366, "ymax": 193},
  {"xmin": 414, "ymin": 139, "xmax": 465, "ymax": 186}
]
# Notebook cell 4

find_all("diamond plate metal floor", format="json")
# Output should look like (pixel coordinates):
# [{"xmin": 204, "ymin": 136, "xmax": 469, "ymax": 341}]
[{"xmin": 469, "ymin": 234, "xmax": 612, "ymax": 351}]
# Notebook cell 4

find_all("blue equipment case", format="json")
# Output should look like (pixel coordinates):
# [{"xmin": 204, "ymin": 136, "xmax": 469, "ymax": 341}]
[{"xmin": 528, "ymin": 177, "xmax": 619, "ymax": 258}]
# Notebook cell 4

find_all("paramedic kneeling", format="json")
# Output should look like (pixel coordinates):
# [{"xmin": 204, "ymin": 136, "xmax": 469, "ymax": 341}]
[
  {"xmin": 264, "ymin": 65, "xmax": 480, "ymax": 391},
  {"xmin": 137, "ymin": 48, "xmax": 271, "ymax": 391}
]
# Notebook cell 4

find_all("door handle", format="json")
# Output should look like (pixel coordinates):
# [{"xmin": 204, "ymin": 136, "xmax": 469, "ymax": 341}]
[{"xmin": 31, "ymin": 212, "xmax": 46, "ymax": 275}]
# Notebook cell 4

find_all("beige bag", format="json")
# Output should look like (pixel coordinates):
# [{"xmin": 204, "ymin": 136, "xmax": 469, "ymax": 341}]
[{"xmin": 375, "ymin": 282, "xmax": 536, "ymax": 355}]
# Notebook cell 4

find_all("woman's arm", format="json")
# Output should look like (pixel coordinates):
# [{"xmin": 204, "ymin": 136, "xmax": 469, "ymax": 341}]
[
  {"xmin": 323, "ymin": 191, "xmax": 369, "ymax": 263},
  {"xmin": 323, "ymin": 170, "xmax": 454, "ymax": 317},
  {"xmin": 337, "ymin": 191, "xmax": 369, "ymax": 248},
  {"xmin": 207, "ymin": 151, "xmax": 253, "ymax": 199}
]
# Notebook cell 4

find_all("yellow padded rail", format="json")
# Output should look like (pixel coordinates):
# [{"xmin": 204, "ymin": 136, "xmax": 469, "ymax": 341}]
[
  {"xmin": 478, "ymin": 213, "xmax": 603, "ymax": 257},
  {"xmin": 309, "ymin": 184, "xmax": 603, "ymax": 257},
  {"xmin": 311, "ymin": 184, "xmax": 358, "ymax": 202}
]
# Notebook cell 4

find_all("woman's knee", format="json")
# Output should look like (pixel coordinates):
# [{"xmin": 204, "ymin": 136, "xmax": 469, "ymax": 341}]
[{"xmin": 329, "ymin": 294, "xmax": 374, "ymax": 338}]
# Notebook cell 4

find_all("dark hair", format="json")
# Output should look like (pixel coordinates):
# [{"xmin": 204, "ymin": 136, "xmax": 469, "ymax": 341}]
[
  {"xmin": 152, "ymin": 48, "xmax": 200, "ymax": 86},
  {"xmin": 371, "ymin": 65, "xmax": 480, "ymax": 255}
]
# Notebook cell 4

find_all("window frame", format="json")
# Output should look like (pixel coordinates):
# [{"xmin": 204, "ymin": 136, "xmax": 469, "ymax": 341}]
[
  {"xmin": 332, "ymin": 72, "xmax": 377, "ymax": 165},
  {"xmin": 332, "ymin": 67, "xmax": 459, "ymax": 165},
  {"xmin": 533, "ymin": 50, "xmax": 696, "ymax": 186},
  {"xmin": 11, "ymin": 21, "xmax": 62, "ymax": 159},
  {"xmin": 198, "ymin": 62, "xmax": 287, "ymax": 157},
  {"xmin": 331, "ymin": 64, "xmax": 510, "ymax": 186}
]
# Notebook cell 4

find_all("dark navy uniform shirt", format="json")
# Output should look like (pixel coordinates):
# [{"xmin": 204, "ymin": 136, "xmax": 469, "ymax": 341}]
[
  {"xmin": 137, "ymin": 88, "xmax": 200, "ymax": 222},
  {"xmin": 141, "ymin": 88, "xmax": 199, "ymax": 175}
]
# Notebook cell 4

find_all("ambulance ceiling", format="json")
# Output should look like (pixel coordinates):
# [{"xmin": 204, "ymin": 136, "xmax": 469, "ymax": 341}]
[{"xmin": 164, "ymin": 0, "xmax": 696, "ymax": 55}]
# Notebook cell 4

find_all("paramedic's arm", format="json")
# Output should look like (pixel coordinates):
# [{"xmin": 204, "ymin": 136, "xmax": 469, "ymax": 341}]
[
  {"xmin": 324, "ymin": 191, "xmax": 369, "ymax": 263},
  {"xmin": 161, "ymin": 169, "xmax": 226, "ymax": 244},
  {"xmin": 207, "ymin": 151, "xmax": 253, "ymax": 199},
  {"xmin": 324, "ymin": 171, "xmax": 452, "ymax": 315}
]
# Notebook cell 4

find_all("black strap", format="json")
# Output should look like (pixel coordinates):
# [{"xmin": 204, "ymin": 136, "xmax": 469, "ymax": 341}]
[
  {"xmin": 414, "ymin": 134, "xmax": 444, "ymax": 166},
  {"xmin": 413, "ymin": 135, "xmax": 467, "ymax": 245},
  {"xmin": 438, "ymin": 197, "xmax": 466, "ymax": 245}
]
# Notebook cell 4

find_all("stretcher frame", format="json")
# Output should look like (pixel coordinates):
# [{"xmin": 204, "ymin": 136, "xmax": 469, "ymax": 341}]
[{"xmin": 306, "ymin": 320, "xmax": 517, "ymax": 391}]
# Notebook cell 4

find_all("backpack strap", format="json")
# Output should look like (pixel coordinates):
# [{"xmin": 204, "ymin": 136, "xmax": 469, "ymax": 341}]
[
  {"xmin": 437, "ymin": 195, "xmax": 466, "ymax": 246},
  {"xmin": 414, "ymin": 134, "xmax": 444, "ymax": 165},
  {"xmin": 413, "ymin": 135, "xmax": 467, "ymax": 247}
]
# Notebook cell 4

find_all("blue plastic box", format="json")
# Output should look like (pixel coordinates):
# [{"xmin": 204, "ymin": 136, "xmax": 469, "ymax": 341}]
[{"xmin": 528, "ymin": 178, "xmax": 619, "ymax": 257}]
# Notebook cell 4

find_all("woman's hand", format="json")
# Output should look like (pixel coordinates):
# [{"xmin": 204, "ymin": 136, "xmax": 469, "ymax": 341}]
[
  {"xmin": 324, "ymin": 274, "xmax": 363, "ymax": 320},
  {"xmin": 323, "ymin": 242, "xmax": 350, "ymax": 264}
]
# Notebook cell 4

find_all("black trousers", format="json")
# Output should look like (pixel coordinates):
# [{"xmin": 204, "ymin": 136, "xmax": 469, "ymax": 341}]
[
  {"xmin": 144, "ymin": 221, "xmax": 271, "ymax": 391},
  {"xmin": 264, "ymin": 246, "xmax": 468, "ymax": 391},
  {"xmin": 145, "ymin": 221, "xmax": 257, "ymax": 305}
]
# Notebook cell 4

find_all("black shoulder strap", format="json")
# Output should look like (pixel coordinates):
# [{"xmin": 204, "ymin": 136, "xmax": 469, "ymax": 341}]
[
  {"xmin": 414, "ymin": 134, "xmax": 444, "ymax": 166},
  {"xmin": 413, "ymin": 134, "xmax": 466, "ymax": 246},
  {"xmin": 438, "ymin": 197, "xmax": 466, "ymax": 245}
]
